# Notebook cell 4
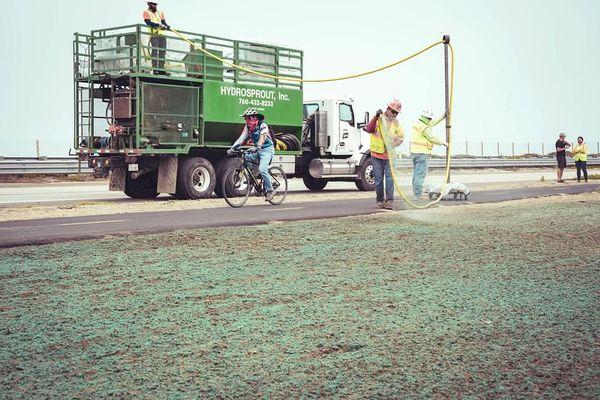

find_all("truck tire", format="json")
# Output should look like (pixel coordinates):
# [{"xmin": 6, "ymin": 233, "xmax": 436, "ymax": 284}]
[
  {"xmin": 303, "ymin": 174, "xmax": 327, "ymax": 191},
  {"xmin": 176, "ymin": 157, "xmax": 216, "ymax": 199},
  {"xmin": 355, "ymin": 157, "xmax": 375, "ymax": 191},
  {"xmin": 214, "ymin": 157, "xmax": 242, "ymax": 198},
  {"xmin": 124, "ymin": 171, "xmax": 159, "ymax": 199}
]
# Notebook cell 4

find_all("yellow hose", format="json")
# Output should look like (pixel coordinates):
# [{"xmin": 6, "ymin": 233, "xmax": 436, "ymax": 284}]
[
  {"xmin": 387, "ymin": 43, "xmax": 454, "ymax": 209},
  {"xmin": 169, "ymin": 28, "xmax": 455, "ymax": 208}
]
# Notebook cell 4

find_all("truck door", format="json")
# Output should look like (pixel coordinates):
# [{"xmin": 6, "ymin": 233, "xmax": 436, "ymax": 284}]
[{"xmin": 337, "ymin": 103, "xmax": 355, "ymax": 155}]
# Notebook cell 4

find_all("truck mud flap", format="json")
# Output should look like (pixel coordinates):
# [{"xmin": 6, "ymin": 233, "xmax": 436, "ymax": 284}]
[
  {"xmin": 109, "ymin": 167, "xmax": 126, "ymax": 191},
  {"xmin": 157, "ymin": 156, "xmax": 178, "ymax": 194}
]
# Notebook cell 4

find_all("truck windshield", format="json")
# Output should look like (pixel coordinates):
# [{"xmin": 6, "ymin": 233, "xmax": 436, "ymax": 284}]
[{"xmin": 303, "ymin": 103, "xmax": 319, "ymax": 119}]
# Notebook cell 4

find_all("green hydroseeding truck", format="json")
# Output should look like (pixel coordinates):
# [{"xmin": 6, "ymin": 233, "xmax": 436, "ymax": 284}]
[{"xmin": 73, "ymin": 25, "xmax": 375, "ymax": 199}]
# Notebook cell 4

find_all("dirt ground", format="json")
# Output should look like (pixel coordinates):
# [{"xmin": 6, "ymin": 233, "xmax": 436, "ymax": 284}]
[{"xmin": 1, "ymin": 193, "xmax": 598, "ymax": 398}]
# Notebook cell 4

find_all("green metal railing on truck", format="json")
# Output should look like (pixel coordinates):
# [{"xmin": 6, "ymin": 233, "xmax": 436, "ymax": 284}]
[{"xmin": 73, "ymin": 25, "xmax": 304, "ymax": 155}]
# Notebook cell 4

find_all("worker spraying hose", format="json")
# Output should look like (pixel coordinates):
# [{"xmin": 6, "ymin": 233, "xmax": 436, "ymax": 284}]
[
  {"xmin": 409, "ymin": 110, "xmax": 448, "ymax": 199},
  {"xmin": 364, "ymin": 100, "xmax": 405, "ymax": 210}
]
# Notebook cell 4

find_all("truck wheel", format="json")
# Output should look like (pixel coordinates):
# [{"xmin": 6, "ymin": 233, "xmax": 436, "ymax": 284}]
[
  {"xmin": 355, "ymin": 157, "xmax": 375, "ymax": 191},
  {"xmin": 303, "ymin": 174, "xmax": 327, "ymax": 191},
  {"xmin": 214, "ymin": 157, "xmax": 242, "ymax": 198},
  {"xmin": 177, "ymin": 157, "xmax": 216, "ymax": 199},
  {"xmin": 124, "ymin": 171, "xmax": 159, "ymax": 199}
]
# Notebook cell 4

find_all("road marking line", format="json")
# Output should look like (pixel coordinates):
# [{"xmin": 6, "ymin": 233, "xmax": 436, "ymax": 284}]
[
  {"xmin": 263, "ymin": 207, "xmax": 304, "ymax": 212},
  {"xmin": 0, "ymin": 219, "xmax": 127, "ymax": 232},
  {"xmin": 57, "ymin": 220, "xmax": 126, "ymax": 227}
]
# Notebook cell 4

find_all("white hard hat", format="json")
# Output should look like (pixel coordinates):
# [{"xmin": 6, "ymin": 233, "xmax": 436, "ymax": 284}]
[{"xmin": 421, "ymin": 109, "xmax": 434, "ymax": 119}]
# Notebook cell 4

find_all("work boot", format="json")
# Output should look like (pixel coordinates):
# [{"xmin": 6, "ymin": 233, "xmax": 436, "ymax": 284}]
[
  {"xmin": 265, "ymin": 191, "xmax": 275, "ymax": 202},
  {"xmin": 384, "ymin": 200, "xmax": 394, "ymax": 210},
  {"xmin": 376, "ymin": 201, "xmax": 385, "ymax": 209}
]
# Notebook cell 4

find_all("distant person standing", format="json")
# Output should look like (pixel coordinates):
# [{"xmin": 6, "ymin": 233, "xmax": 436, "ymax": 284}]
[
  {"xmin": 555, "ymin": 133, "xmax": 571, "ymax": 183},
  {"xmin": 143, "ymin": 1, "xmax": 171, "ymax": 75},
  {"xmin": 571, "ymin": 136, "xmax": 588, "ymax": 183}
]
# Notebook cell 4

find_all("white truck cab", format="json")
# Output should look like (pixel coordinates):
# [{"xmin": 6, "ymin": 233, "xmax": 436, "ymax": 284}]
[{"xmin": 299, "ymin": 99, "xmax": 375, "ymax": 191}]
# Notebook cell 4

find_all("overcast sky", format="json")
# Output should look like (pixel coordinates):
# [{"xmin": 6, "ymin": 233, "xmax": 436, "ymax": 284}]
[{"xmin": 1, "ymin": 0, "xmax": 598, "ymax": 156}]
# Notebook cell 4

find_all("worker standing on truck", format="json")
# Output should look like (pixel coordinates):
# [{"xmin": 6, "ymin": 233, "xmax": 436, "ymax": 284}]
[
  {"xmin": 364, "ymin": 100, "xmax": 404, "ymax": 210},
  {"xmin": 228, "ymin": 108, "xmax": 276, "ymax": 201},
  {"xmin": 143, "ymin": 1, "xmax": 170, "ymax": 75},
  {"xmin": 410, "ymin": 110, "xmax": 448, "ymax": 198}
]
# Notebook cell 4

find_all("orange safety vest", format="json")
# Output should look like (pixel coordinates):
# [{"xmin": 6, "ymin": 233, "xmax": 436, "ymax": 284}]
[
  {"xmin": 370, "ymin": 117, "xmax": 404, "ymax": 155},
  {"xmin": 143, "ymin": 10, "xmax": 165, "ymax": 36}
]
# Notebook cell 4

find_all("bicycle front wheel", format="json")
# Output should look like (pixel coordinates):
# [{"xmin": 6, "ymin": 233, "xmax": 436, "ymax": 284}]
[
  {"xmin": 267, "ymin": 166, "xmax": 288, "ymax": 205},
  {"xmin": 222, "ymin": 166, "xmax": 251, "ymax": 208}
]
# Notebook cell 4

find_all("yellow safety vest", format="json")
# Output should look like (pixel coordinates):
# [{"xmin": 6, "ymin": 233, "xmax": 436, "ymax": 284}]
[
  {"xmin": 572, "ymin": 143, "xmax": 588, "ymax": 162},
  {"xmin": 145, "ymin": 10, "xmax": 165, "ymax": 36},
  {"xmin": 370, "ymin": 117, "xmax": 403, "ymax": 154},
  {"xmin": 410, "ymin": 120, "xmax": 444, "ymax": 155}
]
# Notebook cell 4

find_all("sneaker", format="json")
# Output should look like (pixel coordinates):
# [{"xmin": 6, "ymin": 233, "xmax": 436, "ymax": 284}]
[
  {"xmin": 384, "ymin": 200, "xmax": 394, "ymax": 210},
  {"xmin": 265, "ymin": 191, "xmax": 275, "ymax": 202}
]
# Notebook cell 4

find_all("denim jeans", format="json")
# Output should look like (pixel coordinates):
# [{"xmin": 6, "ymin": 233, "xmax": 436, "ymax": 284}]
[
  {"xmin": 412, "ymin": 153, "xmax": 429, "ymax": 196},
  {"xmin": 150, "ymin": 36, "xmax": 167, "ymax": 70},
  {"xmin": 575, "ymin": 160, "xmax": 588, "ymax": 181},
  {"xmin": 371, "ymin": 156, "xmax": 394, "ymax": 202},
  {"xmin": 244, "ymin": 146, "xmax": 275, "ymax": 192}
]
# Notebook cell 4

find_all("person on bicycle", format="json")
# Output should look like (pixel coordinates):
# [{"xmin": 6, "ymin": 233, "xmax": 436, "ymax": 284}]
[{"xmin": 227, "ymin": 108, "xmax": 275, "ymax": 201}]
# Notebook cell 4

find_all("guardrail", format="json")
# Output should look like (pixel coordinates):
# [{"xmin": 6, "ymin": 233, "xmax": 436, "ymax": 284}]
[
  {"xmin": 0, "ymin": 157, "xmax": 91, "ymax": 175},
  {"xmin": 0, "ymin": 156, "xmax": 598, "ymax": 175}
]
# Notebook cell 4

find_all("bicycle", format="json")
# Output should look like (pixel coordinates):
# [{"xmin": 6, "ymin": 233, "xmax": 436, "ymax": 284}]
[{"xmin": 221, "ymin": 148, "xmax": 288, "ymax": 208}]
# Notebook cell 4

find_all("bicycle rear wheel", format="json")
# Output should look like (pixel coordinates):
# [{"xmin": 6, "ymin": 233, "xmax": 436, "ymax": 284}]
[
  {"xmin": 267, "ymin": 166, "xmax": 288, "ymax": 205},
  {"xmin": 222, "ymin": 166, "xmax": 251, "ymax": 208}
]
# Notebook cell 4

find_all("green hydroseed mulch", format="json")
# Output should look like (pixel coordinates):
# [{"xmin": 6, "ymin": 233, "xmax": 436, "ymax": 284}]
[{"xmin": 1, "ymin": 194, "xmax": 599, "ymax": 398}]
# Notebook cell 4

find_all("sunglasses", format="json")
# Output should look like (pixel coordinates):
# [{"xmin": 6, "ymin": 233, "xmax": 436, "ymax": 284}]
[
  {"xmin": 389, "ymin": 109, "xmax": 399, "ymax": 116},
  {"xmin": 244, "ymin": 116, "xmax": 257, "ymax": 121}
]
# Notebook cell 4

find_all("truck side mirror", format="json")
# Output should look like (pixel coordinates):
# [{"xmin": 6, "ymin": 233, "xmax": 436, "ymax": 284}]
[{"xmin": 357, "ymin": 112, "xmax": 369, "ymax": 129}]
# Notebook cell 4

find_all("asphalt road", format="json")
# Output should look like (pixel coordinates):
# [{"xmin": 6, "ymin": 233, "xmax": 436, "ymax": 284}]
[
  {"xmin": 0, "ymin": 170, "xmax": 583, "ymax": 206},
  {"xmin": 0, "ymin": 184, "xmax": 597, "ymax": 248}
]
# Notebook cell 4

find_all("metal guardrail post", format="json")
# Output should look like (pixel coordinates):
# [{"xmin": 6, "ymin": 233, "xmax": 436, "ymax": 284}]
[
  {"xmin": 497, "ymin": 142, "xmax": 500, "ymax": 158},
  {"xmin": 481, "ymin": 141, "xmax": 484, "ymax": 157},
  {"xmin": 512, "ymin": 143, "xmax": 515, "ymax": 157}
]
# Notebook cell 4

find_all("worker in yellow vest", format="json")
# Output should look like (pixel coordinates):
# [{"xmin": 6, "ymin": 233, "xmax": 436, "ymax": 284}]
[
  {"xmin": 571, "ymin": 136, "xmax": 588, "ymax": 182},
  {"xmin": 410, "ymin": 110, "xmax": 448, "ymax": 198},
  {"xmin": 143, "ymin": 1, "xmax": 171, "ymax": 75},
  {"xmin": 364, "ymin": 99, "xmax": 404, "ymax": 210}
]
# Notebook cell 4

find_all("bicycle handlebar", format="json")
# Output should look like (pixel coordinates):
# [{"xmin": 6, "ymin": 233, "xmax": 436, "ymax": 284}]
[{"xmin": 227, "ymin": 147, "xmax": 257, "ymax": 157}]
